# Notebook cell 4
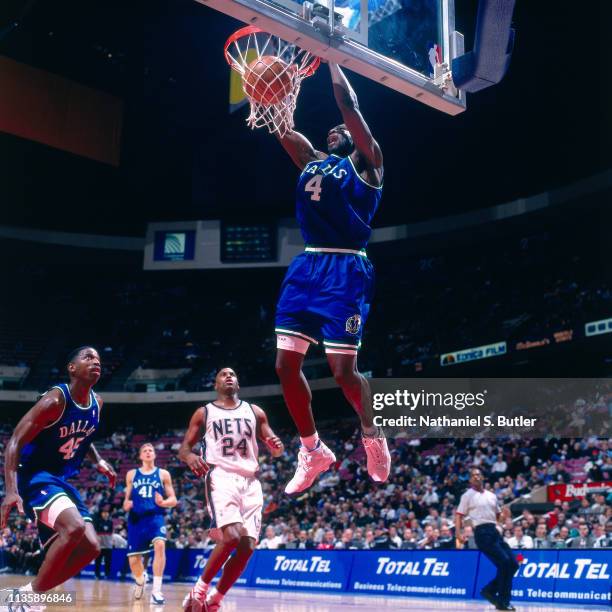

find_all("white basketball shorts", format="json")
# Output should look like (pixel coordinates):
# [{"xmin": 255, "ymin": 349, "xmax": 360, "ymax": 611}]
[{"xmin": 204, "ymin": 466, "xmax": 263, "ymax": 542}]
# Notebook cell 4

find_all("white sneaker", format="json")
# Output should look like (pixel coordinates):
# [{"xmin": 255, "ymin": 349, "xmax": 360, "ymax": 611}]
[
  {"xmin": 182, "ymin": 589, "xmax": 206, "ymax": 612},
  {"xmin": 362, "ymin": 429, "xmax": 391, "ymax": 482},
  {"xmin": 133, "ymin": 580, "xmax": 145, "ymax": 600},
  {"xmin": 204, "ymin": 600, "xmax": 222, "ymax": 612},
  {"xmin": 285, "ymin": 441, "xmax": 336, "ymax": 495},
  {"xmin": 150, "ymin": 591, "xmax": 165, "ymax": 605}
]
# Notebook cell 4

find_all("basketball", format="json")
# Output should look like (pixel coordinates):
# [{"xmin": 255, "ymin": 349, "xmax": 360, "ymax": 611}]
[{"xmin": 243, "ymin": 55, "xmax": 295, "ymax": 105}]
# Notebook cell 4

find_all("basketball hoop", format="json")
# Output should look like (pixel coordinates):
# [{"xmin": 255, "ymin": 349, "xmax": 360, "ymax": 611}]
[{"xmin": 224, "ymin": 26, "xmax": 320, "ymax": 138}]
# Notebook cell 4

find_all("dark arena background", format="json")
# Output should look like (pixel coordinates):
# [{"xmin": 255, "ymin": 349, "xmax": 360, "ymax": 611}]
[{"xmin": 0, "ymin": 1, "xmax": 611, "ymax": 610}]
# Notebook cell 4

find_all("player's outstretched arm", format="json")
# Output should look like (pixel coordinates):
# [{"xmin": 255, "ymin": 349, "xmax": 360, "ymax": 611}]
[
  {"xmin": 0, "ymin": 389, "xmax": 65, "ymax": 528},
  {"xmin": 155, "ymin": 469, "xmax": 178, "ymax": 509},
  {"xmin": 178, "ymin": 407, "xmax": 209, "ymax": 477},
  {"xmin": 329, "ymin": 63, "xmax": 383, "ymax": 173},
  {"xmin": 252, "ymin": 404, "xmax": 284, "ymax": 458},
  {"xmin": 276, "ymin": 130, "xmax": 326, "ymax": 170}
]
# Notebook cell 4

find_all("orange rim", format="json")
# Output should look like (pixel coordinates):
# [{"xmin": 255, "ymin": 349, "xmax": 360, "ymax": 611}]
[{"xmin": 224, "ymin": 25, "xmax": 321, "ymax": 77}]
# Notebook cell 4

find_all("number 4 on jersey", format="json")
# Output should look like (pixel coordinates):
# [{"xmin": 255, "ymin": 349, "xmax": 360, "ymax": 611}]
[{"xmin": 305, "ymin": 175, "xmax": 323, "ymax": 201}]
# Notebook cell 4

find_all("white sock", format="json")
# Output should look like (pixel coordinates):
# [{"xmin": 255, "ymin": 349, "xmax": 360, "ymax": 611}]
[
  {"xmin": 362, "ymin": 424, "xmax": 378, "ymax": 437},
  {"xmin": 207, "ymin": 588, "xmax": 224, "ymax": 604},
  {"xmin": 194, "ymin": 577, "xmax": 209, "ymax": 594},
  {"xmin": 20, "ymin": 583, "xmax": 33, "ymax": 592},
  {"xmin": 134, "ymin": 574, "xmax": 144, "ymax": 586},
  {"xmin": 153, "ymin": 576, "xmax": 162, "ymax": 592},
  {"xmin": 300, "ymin": 433, "xmax": 320, "ymax": 451}
]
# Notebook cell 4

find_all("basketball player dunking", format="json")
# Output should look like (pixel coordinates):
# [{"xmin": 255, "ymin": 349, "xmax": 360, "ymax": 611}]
[
  {"xmin": 179, "ymin": 367, "xmax": 283, "ymax": 612},
  {"xmin": 123, "ymin": 443, "xmax": 177, "ymax": 605},
  {"xmin": 271, "ymin": 62, "xmax": 390, "ymax": 494},
  {"xmin": 0, "ymin": 347, "xmax": 116, "ymax": 609}
]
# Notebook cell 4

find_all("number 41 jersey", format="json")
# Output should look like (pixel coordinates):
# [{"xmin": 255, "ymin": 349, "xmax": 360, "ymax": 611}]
[{"xmin": 201, "ymin": 401, "xmax": 259, "ymax": 477}]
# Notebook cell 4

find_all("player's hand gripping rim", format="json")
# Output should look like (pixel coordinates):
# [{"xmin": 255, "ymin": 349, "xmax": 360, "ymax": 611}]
[{"xmin": 0, "ymin": 491, "xmax": 25, "ymax": 529}]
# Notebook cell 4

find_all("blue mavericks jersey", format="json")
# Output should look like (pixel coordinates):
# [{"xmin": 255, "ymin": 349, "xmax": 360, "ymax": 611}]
[
  {"xmin": 130, "ymin": 467, "xmax": 165, "ymax": 518},
  {"xmin": 19, "ymin": 383, "xmax": 100, "ymax": 480},
  {"xmin": 296, "ymin": 154, "xmax": 382, "ymax": 249}
]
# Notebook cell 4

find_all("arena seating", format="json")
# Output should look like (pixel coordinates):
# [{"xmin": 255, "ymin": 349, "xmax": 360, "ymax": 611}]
[
  {"xmin": 0, "ymin": 224, "xmax": 610, "ymax": 392},
  {"xmin": 1, "ymin": 415, "xmax": 610, "ymax": 568}
]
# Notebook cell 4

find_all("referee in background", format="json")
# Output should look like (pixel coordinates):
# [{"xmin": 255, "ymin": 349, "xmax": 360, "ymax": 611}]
[{"xmin": 455, "ymin": 468, "xmax": 519, "ymax": 611}]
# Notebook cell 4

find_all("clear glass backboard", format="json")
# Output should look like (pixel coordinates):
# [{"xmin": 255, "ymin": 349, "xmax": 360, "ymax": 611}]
[{"xmin": 198, "ymin": 0, "xmax": 466, "ymax": 114}]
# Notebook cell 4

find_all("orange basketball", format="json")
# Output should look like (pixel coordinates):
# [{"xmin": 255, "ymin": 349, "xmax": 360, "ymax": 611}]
[{"xmin": 243, "ymin": 55, "xmax": 295, "ymax": 105}]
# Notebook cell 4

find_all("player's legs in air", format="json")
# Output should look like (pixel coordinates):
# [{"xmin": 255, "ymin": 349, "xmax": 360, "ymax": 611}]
[
  {"xmin": 325, "ymin": 351, "xmax": 391, "ymax": 483},
  {"xmin": 275, "ymin": 251, "xmax": 390, "ymax": 494}
]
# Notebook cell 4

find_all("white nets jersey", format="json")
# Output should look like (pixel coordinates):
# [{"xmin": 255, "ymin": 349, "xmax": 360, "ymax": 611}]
[{"xmin": 201, "ymin": 401, "xmax": 259, "ymax": 477}]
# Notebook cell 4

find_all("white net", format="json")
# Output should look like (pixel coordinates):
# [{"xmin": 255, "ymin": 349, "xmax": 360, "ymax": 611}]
[{"xmin": 224, "ymin": 26, "xmax": 320, "ymax": 138}]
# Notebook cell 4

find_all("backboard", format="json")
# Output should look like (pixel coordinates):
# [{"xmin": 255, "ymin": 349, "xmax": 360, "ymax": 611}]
[{"xmin": 197, "ymin": 0, "xmax": 466, "ymax": 114}]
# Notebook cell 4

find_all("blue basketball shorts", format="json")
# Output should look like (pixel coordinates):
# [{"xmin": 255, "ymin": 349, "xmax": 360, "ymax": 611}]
[
  {"xmin": 127, "ymin": 513, "xmax": 167, "ymax": 556},
  {"xmin": 18, "ymin": 471, "xmax": 92, "ymax": 549},
  {"xmin": 275, "ymin": 248, "xmax": 375, "ymax": 354}
]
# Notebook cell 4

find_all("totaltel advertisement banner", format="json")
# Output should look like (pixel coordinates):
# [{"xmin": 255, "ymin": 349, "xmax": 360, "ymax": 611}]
[
  {"xmin": 248, "ymin": 550, "xmax": 353, "ymax": 592},
  {"xmin": 476, "ymin": 549, "xmax": 611, "ymax": 605},
  {"xmin": 81, "ymin": 549, "xmax": 610, "ymax": 605},
  {"xmin": 347, "ymin": 550, "xmax": 479, "ymax": 599}
]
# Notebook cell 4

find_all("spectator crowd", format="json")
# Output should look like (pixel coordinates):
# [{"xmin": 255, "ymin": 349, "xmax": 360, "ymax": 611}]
[{"xmin": 1, "ymin": 419, "xmax": 610, "ymax": 576}]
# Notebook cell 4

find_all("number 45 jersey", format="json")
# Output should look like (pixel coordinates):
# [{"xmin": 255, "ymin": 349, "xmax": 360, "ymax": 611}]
[
  {"xmin": 19, "ymin": 383, "xmax": 100, "ymax": 480},
  {"xmin": 201, "ymin": 402, "xmax": 259, "ymax": 477}
]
